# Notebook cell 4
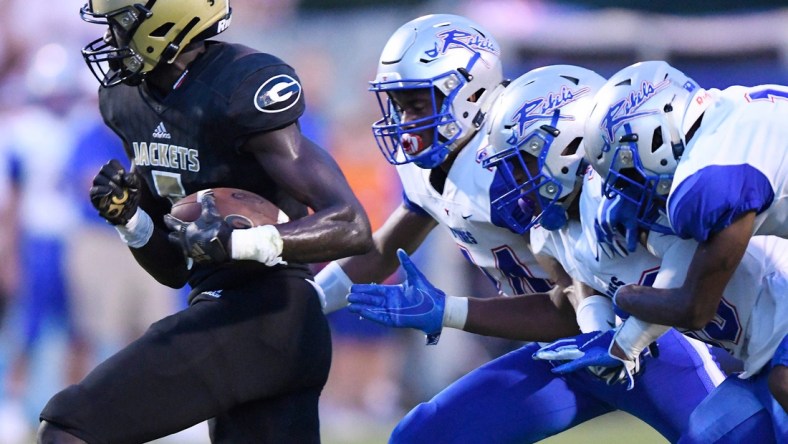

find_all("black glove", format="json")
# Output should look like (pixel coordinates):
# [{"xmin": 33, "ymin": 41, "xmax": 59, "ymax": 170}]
[
  {"xmin": 164, "ymin": 190, "xmax": 233, "ymax": 264},
  {"xmin": 89, "ymin": 159, "xmax": 141, "ymax": 225}
]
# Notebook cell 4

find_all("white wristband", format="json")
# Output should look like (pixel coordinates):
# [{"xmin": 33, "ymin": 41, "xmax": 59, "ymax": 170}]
[
  {"xmin": 114, "ymin": 208, "xmax": 154, "ymax": 248},
  {"xmin": 614, "ymin": 317, "xmax": 670, "ymax": 360},
  {"xmin": 575, "ymin": 295, "xmax": 615, "ymax": 333},
  {"xmin": 314, "ymin": 261, "xmax": 353, "ymax": 314},
  {"xmin": 230, "ymin": 225, "xmax": 285, "ymax": 266},
  {"xmin": 443, "ymin": 296, "xmax": 468, "ymax": 330}
]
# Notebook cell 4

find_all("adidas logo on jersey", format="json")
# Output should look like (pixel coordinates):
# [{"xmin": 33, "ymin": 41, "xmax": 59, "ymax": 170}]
[{"xmin": 152, "ymin": 122, "xmax": 171, "ymax": 139}]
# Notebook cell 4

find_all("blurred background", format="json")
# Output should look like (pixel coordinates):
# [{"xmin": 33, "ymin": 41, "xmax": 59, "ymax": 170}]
[{"xmin": 0, "ymin": 0, "xmax": 786, "ymax": 443}]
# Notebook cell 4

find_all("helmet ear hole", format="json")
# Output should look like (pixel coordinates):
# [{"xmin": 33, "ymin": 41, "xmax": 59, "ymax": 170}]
[
  {"xmin": 468, "ymin": 88, "xmax": 486, "ymax": 103},
  {"xmin": 150, "ymin": 23, "xmax": 174, "ymax": 37},
  {"xmin": 559, "ymin": 75, "xmax": 580, "ymax": 85},
  {"xmin": 561, "ymin": 137, "xmax": 582, "ymax": 157},
  {"xmin": 469, "ymin": 26, "xmax": 488, "ymax": 37},
  {"xmin": 651, "ymin": 127, "xmax": 663, "ymax": 153}
]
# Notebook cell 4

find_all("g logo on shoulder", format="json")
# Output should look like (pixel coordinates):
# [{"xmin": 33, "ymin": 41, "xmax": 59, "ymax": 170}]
[{"xmin": 254, "ymin": 74, "xmax": 302, "ymax": 113}]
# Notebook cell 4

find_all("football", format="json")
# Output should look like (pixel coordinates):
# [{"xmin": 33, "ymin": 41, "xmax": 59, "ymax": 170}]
[{"xmin": 169, "ymin": 188, "xmax": 289, "ymax": 229}]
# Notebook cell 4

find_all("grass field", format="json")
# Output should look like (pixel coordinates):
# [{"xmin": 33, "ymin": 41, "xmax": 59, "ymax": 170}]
[
  {"xmin": 320, "ymin": 410, "xmax": 669, "ymax": 444},
  {"xmin": 538, "ymin": 411, "xmax": 668, "ymax": 444},
  {"xmin": 146, "ymin": 410, "xmax": 668, "ymax": 444}
]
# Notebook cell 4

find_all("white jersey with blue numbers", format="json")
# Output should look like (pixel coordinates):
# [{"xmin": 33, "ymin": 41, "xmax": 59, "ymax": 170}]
[
  {"xmin": 647, "ymin": 227, "xmax": 788, "ymax": 377},
  {"xmin": 396, "ymin": 134, "xmax": 552, "ymax": 297},
  {"xmin": 531, "ymin": 167, "xmax": 662, "ymax": 297},
  {"xmin": 668, "ymin": 85, "xmax": 788, "ymax": 241}
]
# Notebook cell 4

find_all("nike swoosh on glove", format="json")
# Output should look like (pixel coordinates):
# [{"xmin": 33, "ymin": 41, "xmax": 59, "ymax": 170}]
[
  {"xmin": 533, "ymin": 329, "xmax": 641, "ymax": 390},
  {"xmin": 348, "ymin": 249, "xmax": 445, "ymax": 345}
]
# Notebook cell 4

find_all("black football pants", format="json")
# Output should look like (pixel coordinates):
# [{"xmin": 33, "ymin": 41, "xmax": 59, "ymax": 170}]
[{"xmin": 40, "ymin": 272, "xmax": 332, "ymax": 444}]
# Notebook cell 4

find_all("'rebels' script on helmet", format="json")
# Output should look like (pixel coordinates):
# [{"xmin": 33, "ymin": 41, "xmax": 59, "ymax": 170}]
[
  {"xmin": 481, "ymin": 65, "xmax": 606, "ymax": 234},
  {"xmin": 80, "ymin": 0, "xmax": 232, "ymax": 87},
  {"xmin": 582, "ymin": 61, "xmax": 712, "ymax": 232}
]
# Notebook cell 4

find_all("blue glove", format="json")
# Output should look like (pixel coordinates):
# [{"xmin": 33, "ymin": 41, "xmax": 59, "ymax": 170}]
[
  {"xmin": 594, "ymin": 193, "xmax": 639, "ymax": 260},
  {"xmin": 530, "ymin": 331, "xmax": 602, "ymax": 365},
  {"xmin": 347, "ymin": 249, "xmax": 445, "ymax": 345},
  {"xmin": 533, "ymin": 329, "xmax": 641, "ymax": 390}
]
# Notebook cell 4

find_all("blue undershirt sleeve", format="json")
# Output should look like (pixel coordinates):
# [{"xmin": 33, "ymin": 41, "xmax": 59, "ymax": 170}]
[{"xmin": 668, "ymin": 164, "xmax": 774, "ymax": 242}]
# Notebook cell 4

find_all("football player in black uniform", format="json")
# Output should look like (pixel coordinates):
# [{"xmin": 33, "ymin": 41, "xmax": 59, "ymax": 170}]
[{"xmin": 37, "ymin": 1, "xmax": 372, "ymax": 443}]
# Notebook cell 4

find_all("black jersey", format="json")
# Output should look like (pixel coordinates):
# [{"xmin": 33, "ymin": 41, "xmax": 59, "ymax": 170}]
[{"xmin": 99, "ymin": 41, "xmax": 312, "ymax": 291}]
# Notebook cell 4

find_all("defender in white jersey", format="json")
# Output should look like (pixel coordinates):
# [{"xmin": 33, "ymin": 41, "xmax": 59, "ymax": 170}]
[
  {"xmin": 348, "ymin": 66, "xmax": 723, "ymax": 443},
  {"xmin": 549, "ymin": 61, "xmax": 787, "ymax": 441},
  {"xmin": 393, "ymin": 122, "xmax": 549, "ymax": 298},
  {"xmin": 315, "ymin": 14, "xmax": 561, "ymax": 328}
]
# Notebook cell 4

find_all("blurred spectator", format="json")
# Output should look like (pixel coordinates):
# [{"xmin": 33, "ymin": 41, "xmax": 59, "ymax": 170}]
[
  {"xmin": 0, "ymin": 48, "xmax": 83, "ymax": 441},
  {"xmin": 0, "ymin": 38, "xmax": 182, "ymax": 442},
  {"xmin": 0, "ymin": 87, "xmax": 23, "ymax": 444}
]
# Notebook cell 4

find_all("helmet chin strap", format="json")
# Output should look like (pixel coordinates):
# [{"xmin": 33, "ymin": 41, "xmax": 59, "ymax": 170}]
[
  {"xmin": 161, "ymin": 43, "xmax": 180, "ymax": 64},
  {"xmin": 539, "ymin": 205, "xmax": 567, "ymax": 231},
  {"xmin": 663, "ymin": 102, "xmax": 685, "ymax": 159}
]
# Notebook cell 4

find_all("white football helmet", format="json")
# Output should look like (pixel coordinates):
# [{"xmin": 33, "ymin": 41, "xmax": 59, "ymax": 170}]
[
  {"xmin": 584, "ymin": 60, "xmax": 712, "ymax": 230},
  {"xmin": 482, "ymin": 65, "xmax": 606, "ymax": 233},
  {"xmin": 370, "ymin": 14, "xmax": 504, "ymax": 169},
  {"xmin": 81, "ymin": 0, "xmax": 232, "ymax": 87}
]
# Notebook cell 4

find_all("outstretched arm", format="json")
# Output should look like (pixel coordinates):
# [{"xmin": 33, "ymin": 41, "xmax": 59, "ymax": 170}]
[
  {"xmin": 615, "ymin": 212, "xmax": 754, "ymax": 330},
  {"xmin": 465, "ymin": 252, "xmax": 579, "ymax": 340},
  {"xmin": 596, "ymin": 213, "xmax": 754, "ymax": 385},
  {"xmin": 348, "ymin": 250, "xmax": 580, "ymax": 343},
  {"xmin": 339, "ymin": 204, "xmax": 437, "ymax": 284},
  {"xmin": 464, "ymin": 288, "xmax": 580, "ymax": 341},
  {"xmin": 316, "ymin": 203, "xmax": 437, "ymax": 313}
]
